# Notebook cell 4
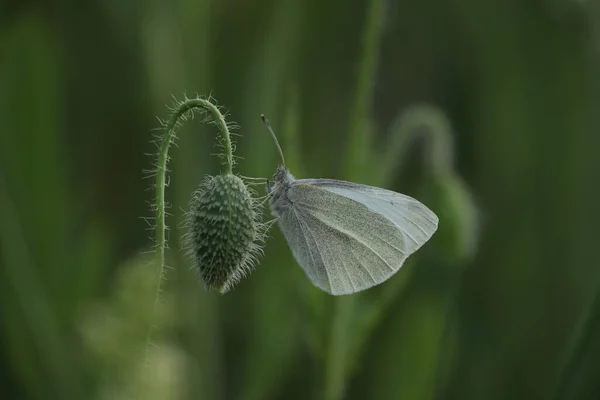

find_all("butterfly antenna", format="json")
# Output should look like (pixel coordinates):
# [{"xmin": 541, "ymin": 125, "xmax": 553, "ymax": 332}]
[{"xmin": 261, "ymin": 114, "xmax": 286, "ymax": 168}]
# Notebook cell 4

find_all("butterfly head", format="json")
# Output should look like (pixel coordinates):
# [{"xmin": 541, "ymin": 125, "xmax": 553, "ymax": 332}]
[
  {"xmin": 273, "ymin": 165, "xmax": 288, "ymax": 183},
  {"xmin": 267, "ymin": 164, "xmax": 294, "ymax": 195}
]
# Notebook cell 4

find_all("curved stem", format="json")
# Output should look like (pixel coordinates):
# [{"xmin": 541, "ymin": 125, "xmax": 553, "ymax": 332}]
[
  {"xmin": 145, "ymin": 97, "xmax": 233, "ymax": 363},
  {"xmin": 380, "ymin": 104, "xmax": 455, "ymax": 186}
]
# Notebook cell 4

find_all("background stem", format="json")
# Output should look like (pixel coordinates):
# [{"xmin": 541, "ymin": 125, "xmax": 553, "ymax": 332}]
[
  {"xmin": 343, "ymin": 0, "xmax": 385, "ymax": 182},
  {"xmin": 324, "ymin": 0, "xmax": 385, "ymax": 399}
]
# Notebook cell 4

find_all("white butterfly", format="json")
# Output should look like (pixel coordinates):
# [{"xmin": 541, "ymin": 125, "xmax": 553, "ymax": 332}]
[{"xmin": 262, "ymin": 116, "xmax": 438, "ymax": 295}]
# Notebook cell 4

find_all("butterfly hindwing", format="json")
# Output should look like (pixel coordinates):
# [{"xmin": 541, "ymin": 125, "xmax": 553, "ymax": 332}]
[
  {"xmin": 277, "ymin": 208, "xmax": 330, "ymax": 289},
  {"xmin": 278, "ymin": 183, "xmax": 409, "ymax": 295}
]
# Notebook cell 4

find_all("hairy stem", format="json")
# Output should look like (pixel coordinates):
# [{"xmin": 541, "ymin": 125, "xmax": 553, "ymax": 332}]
[{"xmin": 145, "ymin": 97, "xmax": 233, "ymax": 363}]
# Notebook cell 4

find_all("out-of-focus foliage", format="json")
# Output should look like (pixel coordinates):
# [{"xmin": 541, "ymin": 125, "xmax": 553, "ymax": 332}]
[{"xmin": 1, "ymin": 0, "xmax": 600, "ymax": 399}]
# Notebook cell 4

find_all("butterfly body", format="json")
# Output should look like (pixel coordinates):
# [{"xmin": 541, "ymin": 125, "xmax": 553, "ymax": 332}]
[{"xmin": 269, "ymin": 165, "xmax": 296, "ymax": 217}]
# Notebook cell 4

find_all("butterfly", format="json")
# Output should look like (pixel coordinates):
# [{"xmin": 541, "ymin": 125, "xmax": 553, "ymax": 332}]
[{"xmin": 262, "ymin": 115, "xmax": 438, "ymax": 295}]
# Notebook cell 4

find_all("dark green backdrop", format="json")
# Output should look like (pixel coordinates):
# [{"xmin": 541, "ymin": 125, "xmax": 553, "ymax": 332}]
[{"xmin": 1, "ymin": 0, "xmax": 600, "ymax": 399}]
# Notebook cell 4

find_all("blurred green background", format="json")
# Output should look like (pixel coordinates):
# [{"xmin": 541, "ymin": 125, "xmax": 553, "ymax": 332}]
[{"xmin": 2, "ymin": 0, "xmax": 600, "ymax": 399}]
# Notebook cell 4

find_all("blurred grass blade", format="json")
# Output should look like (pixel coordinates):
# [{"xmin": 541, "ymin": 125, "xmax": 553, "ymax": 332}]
[
  {"xmin": 239, "ymin": 83, "xmax": 306, "ymax": 400},
  {"xmin": 348, "ymin": 263, "xmax": 415, "ymax": 374},
  {"xmin": 240, "ymin": 0, "xmax": 304, "ymax": 178},
  {"xmin": 360, "ymin": 278, "xmax": 451, "ymax": 400},
  {"xmin": 343, "ymin": 0, "xmax": 386, "ymax": 182},
  {"xmin": 326, "ymin": 1, "xmax": 387, "ymax": 398},
  {"xmin": 0, "ymin": 175, "xmax": 84, "ymax": 399},
  {"xmin": 0, "ymin": 10, "xmax": 72, "ymax": 318},
  {"xmin": 553, "ymin": 284, "xmax": 600, "ymax": 400},
  {"xmin": 281, "ymin": 85, "xmax": 303, "ymax": 174},
  {"xmin": 235, "ymin": 1, "xmax": 306, "ymax": 397}
]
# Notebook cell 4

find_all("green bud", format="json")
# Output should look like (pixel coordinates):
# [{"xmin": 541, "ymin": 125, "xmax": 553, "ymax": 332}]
[
  {"xmin": 183, "ymin": 174, "xmax": 266, "ymax": 293},
  {"xmin": 423, "ymin": 172, "xmax": 479, "ymax": 264}
]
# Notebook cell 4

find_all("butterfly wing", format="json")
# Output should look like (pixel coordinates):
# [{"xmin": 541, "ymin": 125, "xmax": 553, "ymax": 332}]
[
  {"xmin": 278, "ymin": 180, "xmax": 434, "ymax": 295},
  {"xmin": 276, "ymin": 207, "xmax": 332, "ymax": 290},
  {"xmin": 300, "ymin": 179, "xmax": 438, "ymax": 255}
]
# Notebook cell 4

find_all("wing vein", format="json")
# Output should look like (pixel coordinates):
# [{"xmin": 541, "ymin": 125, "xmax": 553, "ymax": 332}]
[
  {"xmin": 300, "ymin": 203, "xmax": 406, "ymax": 255},
  {"xmin": 338, "ymin": 251, "xmax": 357, "ymax": 292},
  {"xmin": 349, "ymin": 245, "xmax": 377, "ymax": 284},
  {"xmin": 291, "ymin": 209, "xmax": 318, "ymax": 283},
  {"xmin": 385, "ymin": 204, "xmax": 431, "ymax": 238},
  {"xmin": 303, "ymin": 212, "xmax": 397, "ymax": 273},
  {"xmin": 296, "ymin": 209, "xmax": 333, "ymax": 293}
]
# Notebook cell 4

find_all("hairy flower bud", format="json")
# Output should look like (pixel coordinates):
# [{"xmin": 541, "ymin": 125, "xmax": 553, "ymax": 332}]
[{"xmin": 183, "ymin": 174, "xmax": 266, "ymax": 293}]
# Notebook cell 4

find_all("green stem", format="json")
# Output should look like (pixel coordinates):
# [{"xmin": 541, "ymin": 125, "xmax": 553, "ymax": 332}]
[
  {"xmin": 0, "ymin": 175, "xmax": 84, "ymax": 399},
  {"xmin": 344, "ymin": 0, "xmax": 385, "ymax": 182},
  {"xmin": 145, "ymin": 97, "xmax": 233, "ymax": 363},
  {"xmin": 380, "ymin": 105, "xmax": 455, "ymax": 185},
  {"xmin": 324, "ymin": 296, "xmax": 355, "ymax": 400},
  {"xmin": 325, "ymin": 1, "xmax": 385, "ymax": 399}
]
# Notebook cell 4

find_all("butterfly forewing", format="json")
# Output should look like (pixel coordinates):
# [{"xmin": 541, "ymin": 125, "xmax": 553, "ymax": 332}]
[
  {"xmin": 299, "ymin": 179, "xmax": 438, "ymax": 255},
  {"xmin": 279, "ymin": 183, "xmax": 409, "ymax": 295}
]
